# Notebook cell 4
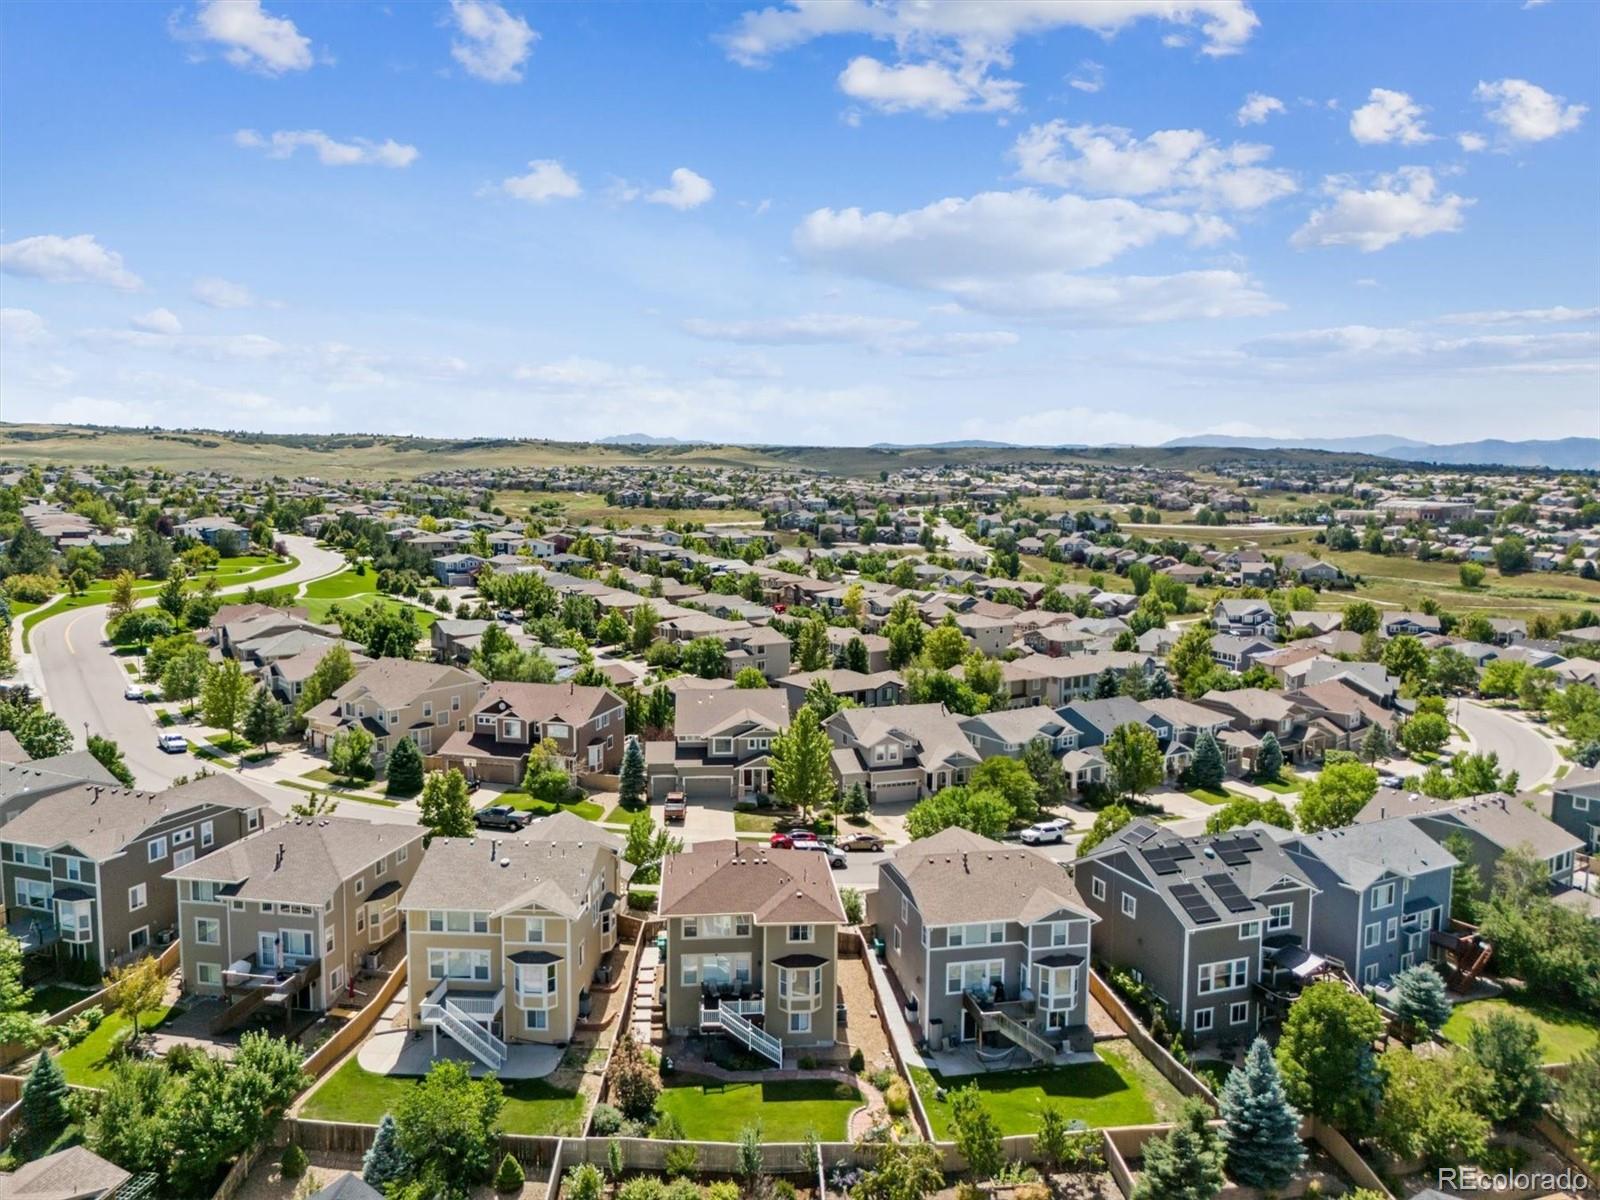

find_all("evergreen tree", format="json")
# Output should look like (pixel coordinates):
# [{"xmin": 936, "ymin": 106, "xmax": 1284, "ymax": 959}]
[
  {"xmin": 1189, "ymin": 731, "xmax": 1225, "ymax": 790},
  {"xmin": 1391, "ymin": 965, "xmax": 1451, "ymax": 1042},
  {"xmin": 19, "ymin": 1049, "xmax": 71, "ymax": 1151},
  {"xmin": 1219, "ymin": 1038, "xmax": 1305, "ymax": 1191},
  {"xmin": 842, "ymin": 781, "xmax": 870, "ymax": 819},
  {"xmin": 1148, "ymin": 670, "xmax": 1174, "ymax": 699},
  {"xmin": 386, "ymin": 735, "xmax": 425, "ymax": 798},
  {"xmin": 1133, "ymin": 1099, "xmax": 1225, "ymax": 1200},
  {"xmin": 1360, "ymin": 723, "xmax": 1389, "ymax": 764},
  {"xmin": 363, "ymin": 1113, "xmax": 411, "ymax": 1188},
  {"xmin": 1094, "ymin": 668, "xmax": 1120, "ymax": 698},
  {"xmin": 1255, "ymin": 732, "xmax": 1284, "ymax": 782},
  {"xmin": 1021, "ymin": 736, "xmax": 1069, "ymax": 810},
  {"xmin": 844, "ymin": 636, "xmax": 869, "ymax": 673},
  {"xmin": 240, "ymin": 685, "xmax": 287, "ymax": 756},
  {"xmin": 618, "ymin": 735, "xmax": 646, "ymax": 808}
]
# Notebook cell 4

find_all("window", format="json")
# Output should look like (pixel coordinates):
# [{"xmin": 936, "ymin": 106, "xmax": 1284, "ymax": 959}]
[
  {"xmin": 422, "ymin": 701, "xmax": 433, "ymax": 718},
  {"xmin": 1229, "ymin": 1001, "xmax": 1250, "ymax": 1025},
  {"xmin": 197, "ymin": 962, "xmax": 221, "ymax": 986},
  {"xmin": 355, "ymin": 879, "xmax": 364, "ymax": 895},
  {"xmin": 1386, "ymin": 917, "xmax": 1398, "ymax": 942},
  {"xmin": 1197, "ymin": 958, "xmax": 1249, "ymax": 995},
  {"xmin": 1043, "ymin": 922, "xmax": 1070, "ymax": 947},
  {"xmin": 173, "ymin": 847, "xmax": 195, "ymax": 868},
  {"xmin": 1091, "ymin": 877, "xmax": 1107, "ymax": 902},
  {"xmin": 892, "ymin": 927, "xmax": 902, "ymax": 951},
  {"xmin": 281, "ymin": 929, "xmax": 314, "ymax": 960},
  {"xmin": 523, "ymin": 918, "xmax": 548, "ymax": 944},
  {"xmin": 789, "ymin": 1011, "xmax": 811, "ymax": 1034},
  {"xmin": 14, "ymin": 878, "xmax": 49, "ymax": 910},
  {"xmin": 1573, "ymin": 794, "xmax": 1589, "ymax": 812},
  {"xmin": 397, "ymin": 844, "xmax": 408, "ymax": 863},
  {"xmin": 191, "ymin": 881, "xmax": 219, "ymax": 902},
  {"xmin": 683, "ymin": 915, "xmax": 749, "ymax": 939},
  {"xmin": 945, "ymin": 960, "xmax": 1004, "ymax": 996},
  {"xmin": 1120, "ymin": 893, "xmax": 1137, "ymax": 919},
  {"xmin": 196, "ymin": 918, "xmax": 220, "ymax": 945},
  {"xmin": 527, "ymin": 1009, "xmax": 548, "ymax": 1030},
  {"xmin": 948, "ymin": 922, "xmax": 1002, "ymax": 947},
  {"xmin": 63, "ymin": 857, "xmax": 86, "ymax": 882},
  {"xmin": 679, "ymin": 953, "xmax": 752, "ymax": 989},
  {"xmin": 788, "ymin": 924, "xmax": 814, "ymax": 943},
  {"xmin": 430, "ymin": 950, "xmax": 492, "ymax": 982},
  {"xmin": 900, "ymin": 896, "xmax": 909, "ymax": 923},
  {"xmin": 1267, "ymin": 903, "xmax": 1293, "ymax": 932},
  {"xmin": 128, "ymin": 883, "xmax": 147, "ymax": 911},
  {"xmin": 1239, "ymin": 921, "xmax": 1260, "ymax": 939},
  {"xmin": 375, "ymin": 857, "xmax": 386, "ymax": 877},
  {"xmin": 201, "ymin": 821, "xmax": 214, "ymax": 848},
  {"xmin": 1363, "ymin": 922, "xmax": 1381, "ymax": 949},
  {"xmin": 325, "ymin": 928, "xmax": 335, "ymax": 953},
  {"xmin": 15, "ymin": 847, "xmax": 45, "ymax": 868},
  {"xmin": 173, "ymin": 827, "xmax": 194, "ymax": 846},
  {"xmin": 1371, "ymin": 881, "xmax": 1396, "ymax": 909},
  {"xmin": 147, "ymin": 837, "xmax": 167, "ymax": 863},
  {"xmin": 1364, "ymin": 962, "xmax": 1379, "ymax": 985},
  {"xmin": 515, "ymin": 962, "xmax": 558, "ymax": 998},
  {"xmin": 1194, "ymin": 1007, "xmax": 1214, "ymax": 1033},
  {"xmin": 247, "ymin": 809, "xmax": 260, "ymax": 831}
]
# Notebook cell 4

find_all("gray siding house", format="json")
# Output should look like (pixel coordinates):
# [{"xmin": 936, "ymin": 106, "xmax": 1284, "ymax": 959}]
[
  {"xmin": 871, "ymin": 828, "xmax": 1096, "ymax": 1060},
  {"xmin": 1071, "ymin": 822, "xmax": 1317, "ymax": 1042},
  {"xmin": 1542, "ymin": 766, "xmax": 1600, "ymax": 852}
]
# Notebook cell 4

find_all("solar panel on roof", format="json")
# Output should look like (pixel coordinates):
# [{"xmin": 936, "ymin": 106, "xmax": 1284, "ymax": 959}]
[
  {"xmin": 1217, "ymin": 845, "xmax": 1250, "ymax": 867},
  {"xmin": 1171, "ymin": 882, "xmax": 1221, "ymax": 924},
  {"xmin": 1168, "ymin": 843, "xmax": 1196, "ymax": 862},
  {"xmin": 1203, "ymin": 872, "xmax": 1256, "ymax": 914},
  {"xmin": 1140, "ymin": 847, "xmax": 1181, "ymax": 876}
]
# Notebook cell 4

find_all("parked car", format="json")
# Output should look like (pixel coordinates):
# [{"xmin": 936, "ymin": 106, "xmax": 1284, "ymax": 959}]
[
  {"xmin": 496, "ymin": 610, "xmax": 517, "ymax": 624},
  {"xmin": 156, "ymin": 733, "xmax": 188, "ymax": 754},
  {"xmin": 1020, "ymin": 818, "xmax": 1071, "ymax": 845},
  {"xmin": 1377, "ymin": 774, "xmax": 1404, "ymax": 789},
  {"xmin": 791, "ymin": 841, "xmax": 847, "ymax": 869},
  {"xmin": 124, "ymin": 683, "xmax": 146, "ymax": 701},
  {"xmin": 474, "ymin": 806, "xmax": 533, "ymax": 831},
  {"xmin": 770, "ymin": 830, "xmax": 821, "ymax": 849},
  {"xmin": 835, "ymin": 832, "xmax": 885, "ymax": 852},
  {"xmin": 664, "ymin": 792, "xmax": 687, "ymax": 823}
]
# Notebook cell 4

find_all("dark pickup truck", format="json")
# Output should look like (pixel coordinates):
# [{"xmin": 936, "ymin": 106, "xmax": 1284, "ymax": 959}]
[{"xmin": 473, "ymin": 805, "xmax": 533, "ymax": 831}]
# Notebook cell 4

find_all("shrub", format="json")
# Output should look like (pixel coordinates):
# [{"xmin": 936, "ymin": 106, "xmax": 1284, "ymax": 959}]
[
  {"xmin": 495, "ymin": 1153, "xmax": 527, "ymax": 1193},
  {"xmin": 653, "ymin": 1111, "xmax": 686, "ymax": 1140},
  {"xmin": 664, "ymin": 1143, "xmax": 699, "ymax": 1179},
  {"xmin": 590, "ymin": 1103, "xmax": 625, "ymax": 1136},
  {"xmin": 883, "ymin": 1078, "xmax": 910, "ymax": 1117},
  {"xmin": 280, "ymin": 1143, "xmax": 309, "ymax": 1180},
  {"xmin": 619, "ymin": 1177, "xmax": 666, "ymax": 1200},
  {"xmin": 869, "ymin": 1068, "xmax": 895, "ymax": 1092},
  {"xmin": 565, "ymin": 1163, "xmax": 606, "ymax": 1200},
  {"xmin": 849, "ymin": 1048, "xmax": 866, "ymax": 1073},
  {"xmin": 611, "ymin": 1033, "xmax": 661, "ymax": 1121},
  {"xmin": 772, "ymin": 1181, "xmax": 798, "ymax": 1200},
  {"xmin": 706, "ymin": 1183, "xmax": 741, "ymax": 1200},
  {"xmin": 665, "ymin": 1180, "xmax": 703, "ymax": 1200}
]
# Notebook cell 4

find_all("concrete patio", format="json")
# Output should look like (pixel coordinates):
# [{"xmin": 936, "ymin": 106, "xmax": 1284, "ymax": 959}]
[
  {"xmin": 356, "ymin": 1028, "xmax": 562, "ymax": 1079},
  {"xmin": 924, "ymin": 1041, "xmax": 1102, "ymax": 1078}
]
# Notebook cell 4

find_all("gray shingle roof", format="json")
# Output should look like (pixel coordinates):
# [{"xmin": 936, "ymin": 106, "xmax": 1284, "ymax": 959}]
[
  {"xmin": 0, "ymin": 1145, "xmax": 130, "ymax": 1200},
  {"xmin": 166, "ymin": 814, "xmax": 424, "ymax": 903},
  {"xmin": 1283, "ymin": 815, "xmax": 1459, "ymax": 889},
  {"xmin": 0, "ymin": 774, "xmax": 262, "ymax": 861},
  {"xmin": 885, "ymin": 828, "xmax": 1092, "ymax": 927}
]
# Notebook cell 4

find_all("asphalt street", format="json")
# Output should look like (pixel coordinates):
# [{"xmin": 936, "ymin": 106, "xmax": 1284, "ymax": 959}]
[{"xmin": 1453, "ymin": 696, "xmax": 1561, "ymax": 789}]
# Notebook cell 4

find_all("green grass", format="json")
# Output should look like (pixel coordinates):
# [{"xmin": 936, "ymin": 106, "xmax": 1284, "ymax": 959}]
[
  {"xmin": 207, "ymin": 733, "xmax": 251, "ymax": 753},
  {"xmin": 1440, "ymin": 992, "xmax": 1600, "ymax": 1064},
  {"xmin": 25, "ymin": 984, "xmax": 94, "ymax": 1016},
  {"xmin": 281, "ymin": 780, "xmax": 400, "ymax": 809},
  {"xmin": 57, "ymin": 1005, "xmax": 177, "ymax": 1087},
  {"xmin": 498, "ymin": 793, "xmax": 605, "ymax": 821},
  {"xmin": 298, "ymin": 569, "xmax": 439, "ymax": 635},
  {"xmin": 1182, "ymin": 785, "xmax": 1246, "ymax": 806},
  {"xmin": 603, "ymin": 803, "xmax": 648, "ymax": 825},
  {"xmin": 656, "ymin": 1076, "xmax": 861, "ymax": 1141},
  {"xmin": 733, "ymin": 810, "xmax": 784, "ymax": 833},
  {"xmin": 911, "ymin": 1044, "xmax": 1167, "ymax": 1137},
  {"xmin": 300, "ymin": 1057, "xmax": 587, "ymax": 1134},
  {"xmin": 1255, "ymin": 774, "xmax": 1304, "ymax": 795}
]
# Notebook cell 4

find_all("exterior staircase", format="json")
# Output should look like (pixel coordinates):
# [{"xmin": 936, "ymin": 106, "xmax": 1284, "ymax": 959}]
[
  {"xmin": 707, "ymin": 1003, "xmax": 783, "ymax": 1067},
  {"xmin": 963, "ymin": 990, "xmax": 1058, "ymax": 1064},
  {"xmin": 419, "ymin": 980, "xmax": 507, "ymax": 1071}
]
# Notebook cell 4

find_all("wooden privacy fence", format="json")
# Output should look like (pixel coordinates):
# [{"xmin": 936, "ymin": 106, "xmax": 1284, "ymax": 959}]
[
  {"xmin": 288, "ymin": 1118, "xmax": 560, "ymax": 1168},
  {"xmin": 1088, "ymin": 969, "xmax": 1216, "ymax": 1106},
  {"xmin": 300, "ymin": 956, "xmax": 409, "ymax": 1084},
  {"xmin": 0, "ymin": 942, "xmax": 182, "ymax": 1069}
]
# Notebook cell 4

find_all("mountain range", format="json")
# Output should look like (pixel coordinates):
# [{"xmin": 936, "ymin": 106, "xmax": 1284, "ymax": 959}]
[{"xmin": 1160, "ymin": 435, "xmax": 1600, "ymax": 470}]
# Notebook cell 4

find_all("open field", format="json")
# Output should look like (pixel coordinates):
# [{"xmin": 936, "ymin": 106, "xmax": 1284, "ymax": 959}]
[
  {"xmin": 298, "ymin": 568, "xmax": 440, "ymax": 632},
  {"xmin": 496, "ymin": 489, "xmax": 763, "ymax": 528}
]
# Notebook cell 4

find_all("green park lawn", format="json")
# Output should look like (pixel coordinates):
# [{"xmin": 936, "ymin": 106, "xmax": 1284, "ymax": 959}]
[
  {"xmin": 1255, "ymin": 772, "xmax": 1306, "ymax": 795},
  {"xmin": 1441, "ymin": 992, "xmax": 1600, "ymax": 1064},
  {"xmin": 911, "ymin": 1043, "xmax": 1178, "ymax": 1137},
  {"xmin": 57, "ymin": 1005, "xmax": 177, "ymax": 1087},
  {"xmin": 300, "ymin": 1057, "xmax": 587, "ymax": 1134},
  {"xmin": 655, "ymin": 1076, "xmax": 861, "ymax": 1141}
]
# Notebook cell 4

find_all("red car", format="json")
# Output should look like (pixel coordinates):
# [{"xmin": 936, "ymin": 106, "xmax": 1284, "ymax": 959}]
[{"xmin": 769, "ymin": 830, "xmax": 820, "ymax": 849}]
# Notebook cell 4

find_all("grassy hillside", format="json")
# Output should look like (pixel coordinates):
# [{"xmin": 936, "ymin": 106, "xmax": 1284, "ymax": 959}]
[{"xmin": 0, "ymin": 422, "xmax": 1392, "ymax": 480}]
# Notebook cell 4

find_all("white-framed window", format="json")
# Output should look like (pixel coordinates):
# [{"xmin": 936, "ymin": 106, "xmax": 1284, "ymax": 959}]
[
  {"xmin": 1364, "ymin": 962, "xmax": 1379, "ymax": 985},
  {"xmin": 892, "ymin": 927, "xmax": 902, "ymax": 951},
  {"xmin": 398, "ymin": 844, "xmax": 409, "ymax": 863},
  {"xmin": 172, "ymin": 827, "xmax": 194, "ymax": 846},
  {"xmin": 147, "ymin": 837, "xmax": 167, "ymax": 863},
  {"xmin": 329, "ymin": 966, "xmax": 344, "ymax": 993},
  {"xmin": 1197, "ymin": 958, "xmax": 1249, "ymax": 995},
  {"xmin": 197, "ymin": 962, "xmax": 221, "ymax": 986},
  {"xmin": 683, "ymin": 915, "xmax": 750, "ymax": 939},
  {"xmin": 523, "ymin": 917, "xmax": 548, "ymax": 944},
  {"xmin": 945, "ymin": 959, "xmax": 1004, "ymax": 996},
  {"xmin": 325, "ymin": 928, "xmax": 335, "ymax": 953},
  {"xmin": 1239, "ymin": 921, "xmax": 1260, "ymax": 939},
  {"xmin": 1193, "ymin": 1007, "xmax": 1214, "ymax": 1033},
  {"xmin": 1091, "ymin": 876, "xmax": 1107, "ymax": 902},
  {"xmin": 1229, "ymin": 1001, "xmax": 1250, "ymax": 1025},
  {"xmin": 679, "ymin": 952, "xmax": 752, "ymax": 989},
  {"xmin": 201, "ymin": 820, "xmax": 215, "ymax": 847},
  {"xmin": 376, "ymin": 857, "xmax": 387, "ymax": 878},
  {"xmin": 355, "ymin": 879, "xmax": 364, "ymax": 895},
  {"xmin": 1043, "ymin": 922, "xmax": 1071, "ymax": 947},
  {"xmin": 429, "ymin": 949, "xmax": 491, "ymax": 981},
  {"xmin": 1267, "ymin": 903, "xmax": 1293, "ymax": 931},
  {"xmin": 1363, "ymin": 922, "xmax": 1381, "ymax": 949},
  {"xmin": 900, "ymin": 895, "xmax": 909, "ymax": 923},
  {"xmin": 515, "ymin": 961, "xmax": 558, "ymax": 998},
  {"xmin": 195, "ymin": 917, "xmax": 220, "ymax": 945},
  {"xmin": 527, "ymin": 1008, "xmax": 548, "ymax": 1030},
  {"xmin": 789, "ymin": 1011, "xmax": 811, "ymax": 1034},
  {"xmin": 13, "ymin": 878, "xmax": 49, "ymax": 910},
  {"xmin": 247, "ymin": 809, "xmax": 261, "ymax": 831},
  {"xmin": 1386, "ymin": 917, "xmax": 1398, "ymax": 942},
  {"xmin": 173, "ymin": 847, "xmax": 195, "ymax": 868},
  {"xmin": 14, "ymin": 847, "xmax": 45, "ymax": 868},
  {"xmin": 280, "ymin": 929, "xmax": 314, "ymax": 960},
  {"xmin": 1574, "ymin": 794, "xmax": 1590, "ymax": 812},
  {"xmin": 788, "ymin": 924, "xmax": 814, "ymax": 943},
  {"xmin": 1371, "ymin": 881, "xmax": 1396, "ymax": 910},
  {"xmin": 947, "ymin": 922, "xmax": 1003, "ymax": 947},
  {"xmin": 128, "ymin": 883, "xmax": 147, "ymax": 911},
  {"xmin": 1120, "ymin": 893, "xmax": 1137, "ymax": 919},
  {"xmin": 61, "ymin": 857, "xmax": 85, "ymax": 883}
]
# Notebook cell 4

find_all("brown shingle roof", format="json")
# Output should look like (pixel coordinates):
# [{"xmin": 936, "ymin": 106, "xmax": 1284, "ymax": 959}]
[
  {"xmin": 660, "ymin": 840, "xmax": 845, "ymax": 926},
  {"xmin": 166, "ymin": 814, "xmax": 424, "ymax": 903}
]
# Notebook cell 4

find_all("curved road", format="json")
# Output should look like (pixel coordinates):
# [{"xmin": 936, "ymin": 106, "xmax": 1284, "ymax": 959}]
[
  {"xmin": 29, "ymin": 535, "xmax": 346, "ymax": 796},
  {"xmin": 1454, "ymin": 697, "xmax": 1560, "ymax": 789}
]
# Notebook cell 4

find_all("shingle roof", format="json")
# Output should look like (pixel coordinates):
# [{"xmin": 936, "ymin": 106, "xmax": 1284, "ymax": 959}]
[
  {"xmin": 672, "ymin": 688, "xmax": 791, "ymax": 739},
  {"xmin": 333, "ymin": 658, "xmax": 482, "ymax": 710},
  {"xmin": 473, "ymin": 680, "xmax": 622, "ymax": 725},
  {"xmin": 166, "ymin": 814, "xmax": 424, "ymax": 903},
  {"xmin": 0, "ymin": 1145, "xmax": 129, "ymax": 1200},
  {"xmin": 1282, "ymin": 816, "xmax": 1458, "ymax": 889},
  {"xmin": 885, "ymin": 829, "xmax": 1093, "ymax": 927},
  {"xmin": 0, "ymin": 774, "xmax": 262, "ymax": 861},
  {"xmin": 1359, "ymin": 789, "xmax": 1581, "ymax": 859},
  {"xmin": 660, "ymin": 840, "xmax": 845, "ymax": 926}
]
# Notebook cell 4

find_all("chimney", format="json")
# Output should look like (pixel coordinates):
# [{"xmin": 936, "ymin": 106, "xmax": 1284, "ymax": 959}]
[
  {"xmin": 491, "ymin": 839, "xmax": 499, "ymax": 862},
  {"xmin": 275, "ymin": 842, "xmax": 285, "ymax": 870}
]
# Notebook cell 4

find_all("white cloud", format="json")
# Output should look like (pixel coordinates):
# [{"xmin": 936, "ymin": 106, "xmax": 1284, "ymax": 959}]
[
  {"xmin": 888, "ymin": 330, "xmax": 1020, "ymax": 356},
  {"xmin": 1067, "ymin": 60, "xmax": 1104, "ymax": 94},
  {"xmin": 646, "ymin": 168, "xmax": 715, "ymax": 210},
  {"xmin": 1349, "ymin": 87, "xmax": 1432, "ymax": 145},
  {"xmin": 0, "ymin": 234, "xmax": 142, "ymax": 291},
  {"xmin": 1456, "ymin": 132, "xmax": 1488, "ymax": 152},
  {"xmin": 940, "ymin": 270, "xmax": 1277, "ymax": 323},
  {"xmin": 1236, "ymin": 92, "xmax": 1284, "ymax": 125},
  {"xmin": 449, "ymin": 0, "xmax": 536, "ymax": 84},
  {"xmin": 1291, "ymin": 167, "xmax": 1470, "ymax": 252},
  {"xmin": 234, "ymin": 129, "xmax": 419, "ymax": 168},
  {"xmin": 696, "ymin": 353, "xmax": 784, "ymax": 380},
  {"xmin": 1237, "ymin": 325, "xmax": 1599, "ymax": 375},
  {"xmin": 513, "ymin": 357, "xmax": 659, "ymax": 389},
  {"xmin": 498, "ymin": 159, "xmax": 583, "ymax": 203},
  {"xmin": 0, "ymin": 308, "xmax": 48, "ymax": 346},
  {"xmin": 1432, "ymin": 305, "xmax": 1600, "ymax": 326},
  {"xmin": 180, "ymin": 0, "xmax": 313, "ymax": 75},
  {"xmin": 130, "ymin": 308, "xmax": 183, "ymax": 335},
  {"xmin": 45, "ymin": 396, "xmax": 158, "ymax": 427},
  {"xmin": 837, "ymin": 56, "xmax": 1018, "ymax": 115},
  {"xmin": 191, "ymin": 276, "xmax": 257, "ymax": 309},
  {"xmin": 1012, "ymin": 121, "xmax": 1296, "ymax": 210},
  {"xmin": 682, "ymin": 313, "xmax": 918, "ymax": 344},
  {"xmin": 1473, "ymin": 78, "xmax": 1587, "ymax": 142}
]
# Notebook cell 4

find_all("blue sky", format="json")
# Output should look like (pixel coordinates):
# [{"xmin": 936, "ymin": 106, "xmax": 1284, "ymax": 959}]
[{"xmin": 2, "ymin": 0, "xmax": 1596, "ymax": 446}]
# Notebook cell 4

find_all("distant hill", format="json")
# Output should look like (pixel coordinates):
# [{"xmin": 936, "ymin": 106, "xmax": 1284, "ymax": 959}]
[
  {"xmin": 1163, "ymin": 434, "xmax": 1600, "ymax": 470},
  {"xmin": 596, "ymin": 433, "xmax": 701, "ymax": 446},
  {"xmin": 867, "ymin": 439, "xmax": 1025, "ymax": 450}
]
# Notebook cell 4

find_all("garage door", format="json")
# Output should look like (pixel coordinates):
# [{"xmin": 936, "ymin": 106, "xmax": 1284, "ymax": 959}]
[
  {"xmin": 685, "ymin": 776, "xmax": 733, "ymax": 801},
  {"xmin": 873, "ymin": 779, "xmax": 920, "ymax": 798}
]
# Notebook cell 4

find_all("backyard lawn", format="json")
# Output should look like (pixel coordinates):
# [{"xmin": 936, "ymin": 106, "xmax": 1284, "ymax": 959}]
[
  {"xmin": 58, "ymin": 1005, "xmax": 177, "ymax": 1087},
  {"xmin": 301, "ymin": 1058, "xmax": 588, "ymax": 1134},
  {"xmin": 25, "ymin": 984, "xmax": 94, "ymax": 1016},
  {"xmin": 912, "ymin": 1043, "xmax": 1178, "ymax": 1137},
  {"xmin": 655, "ymin": 1076, "xmax": 861, "ymax": 1141},
  {"xmin": 1441, "ymin": 992, "xmax": 1600, "ymax": 1064}
]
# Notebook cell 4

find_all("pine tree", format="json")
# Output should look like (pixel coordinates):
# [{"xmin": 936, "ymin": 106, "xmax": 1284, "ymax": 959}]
[
  {"xmin": 1094, "ymin": 668, "xmax": 1120, "ymax": 698},
  {"xmin": 1148, "ymin": 670, "xmax": 1174, "ymax": 699},
  {"xmin": 1133, "ymin": 1099, "xmax": 1225, "ymax": 1200},
  {"xmin": 1219, "ymin": 1038, "xmax": 1305, "ymax": 1191},
  {"xmin": 20, "ymin": 1049, "xmax": 71, "ymax": 1151},
  {"xmin": 241, "ymin": 685, "xmax": 287, "ymax": 756},
  {"xmin": 1360, "ymin": 724, "xmax": 1389, "ymax": 764},
  {"xmin": 1189, "ymin": 731, "xmax": 1225, "ymax": 791},
  {"xmin": 1255, "ymin": 732, "xmax": 1283, "ymax": 782},
  {"xmin": 386, "ymin": 736, "xmax": 425, "ymax": 798},
  {"xmin": 1391, "ymin": 964, "xmax": 1451, "ymax": 1042},
  {"xmin": 618, "ymin": 735, "xmax": 646, "ymax": 808},
  {"xmin": 363, "ymin": 1113, "xmax": 412, "ymax": 1188}
]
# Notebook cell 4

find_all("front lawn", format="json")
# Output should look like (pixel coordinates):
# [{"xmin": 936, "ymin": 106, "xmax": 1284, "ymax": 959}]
[
  {"xmin": 1255, "ymin": 773, "xmax": 1304, "ymax": 795},
  {"xmin": 498, "ymin": 792, "xmax": 605, "ymax": 821},
  {"xmin": 655, "ymin": 1076, "xmax": 861, "ymax": 1141},
  {"xmin": 300, "ymin": 1058, "xmax": 587, "ymax": 1134},
  {"xmin": 1441, "ymin": 992, "xmax": 1600, "ymax": 1064},
  {"xmin": 1183, "ymin": 785, "xmax": 1246, "ymax": 806},
  {"xmin": 58, "ymin": 1005, "xmax": 178, "ymax": 1087},
  {"xmin": 911, "ymin": 1044, "xmax": 1170, "ymax": 1137}
]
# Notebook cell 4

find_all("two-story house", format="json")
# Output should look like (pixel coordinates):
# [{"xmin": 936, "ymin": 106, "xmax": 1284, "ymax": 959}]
[
  {"xmin": 167, "ymin": 815, "xmax": 424, "ymax": 1028},
  {"xmin": 645, "ymin": 689, "xmax": 792, "ymax": 802},
  {"xmin": 0, "ymin": 775, "xmax": 264, "ymax": 972},
  {"xmin": 1541, "ymin": 766, "xmax": 1600, "ymax": 852},
  {"xmin": 658, "ymin": 840, "xmax": 846, "ymax": 1065},
  {"xmin": 1273, "ymin": 818, "xmax": 1456, "ymax": 988},
  {"xmin": 723, "ymin": 627, "xmax": 792, "ymax": 682},
  {"xmin": 1212, "ymin": 599, "xmax": 1279, "ymax": 641},
  {"xmin": 304, "ymin": 658, "xmax": 485, "ymax": 771},
  {"xmin": 958, "ymin": 707, "xmax": 1079, "ymax": 762},
  {"xmin": 432, "ymin": 681, "xmax": 627, "ymax": 784},
  {"xmin": 825, "ymin": 704, "xmax": 980, "ymax": 804},
  {"xmin": 1058, "ymin": 697, "xmax": 1190, "ymax": 779},
  {"xmin": 401, "ymin": 813, "xmax": 624, "ymax": 1066},
  {"xmin": 776, "ymin": 670, "xmax": 906, "ymax": 711},
  {"xmin": 1071, "ymin": 822, "xmax": 1318, "ymax": 1041},
  {"xmin": 872, "ymin": 829, "xmax": 1096, "ymax": 1060}
]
